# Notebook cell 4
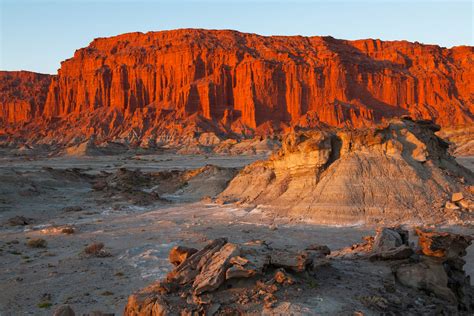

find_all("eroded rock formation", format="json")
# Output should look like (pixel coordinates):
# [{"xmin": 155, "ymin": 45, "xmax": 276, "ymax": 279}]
[
  {"xmin": 1, "ymin": 29, "xmax": 473, "ymax": 146},
  {"xmin": 125, "ymin": 230, "xmax": 473, "ymax": 315},
  {"xmin": 0, "ymin": 71, "xmax": 52, "ymax": 124},
  {"xmin": 219, "ymin": 118, "xmax": 474, "ymax": 224},
  {"xmin": 396, "ymin": 229, "xmax": 474, "ymax": 310}
]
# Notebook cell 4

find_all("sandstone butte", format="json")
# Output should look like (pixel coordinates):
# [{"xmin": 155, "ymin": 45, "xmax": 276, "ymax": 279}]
[{"xmin": 0, "ymin": 29, "xmax": 473, "ymax": 145}]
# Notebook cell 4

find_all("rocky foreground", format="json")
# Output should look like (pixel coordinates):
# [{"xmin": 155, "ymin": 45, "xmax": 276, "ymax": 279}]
[
  {"xmin": 122, "ymin": 227, "xmax": 473, "ymax": 315},
  {"xmin": 0, "ymin": 143, "xmax": 473, "ymax": 314}
]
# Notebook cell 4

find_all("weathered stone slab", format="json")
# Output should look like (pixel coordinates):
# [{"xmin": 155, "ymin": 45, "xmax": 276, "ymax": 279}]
[{"xmin": 193, "ymin": 243, "xmax": 240, "ymax": 295}]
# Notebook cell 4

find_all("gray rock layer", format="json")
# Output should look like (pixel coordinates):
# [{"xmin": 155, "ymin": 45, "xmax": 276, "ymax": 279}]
[{"xmin": 219, "ymin": 118, "xmax": 474, "ymax": 224}]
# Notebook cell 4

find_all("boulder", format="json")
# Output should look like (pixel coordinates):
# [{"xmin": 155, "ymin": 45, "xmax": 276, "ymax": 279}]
[
  {"xmin": 458, "ymin": 199, "xmax": 473, "ymax": 210},
  {"xmin": 395, "ymin": 229, "xmax": 474, "ymax": 309},
  {"xmin": 451, "ymin": 192, "xmax": 464, "ymax": 202},
  {"xmin": 415, "ymin": 228, "xmax": 472, "ymax": 259},
  {"xmin": 445, "ymin": 201, "xmax": 460, "ymax": 210},
  {"xmin": 274, "ymin": 269, "xmax": 295, "ymax": 285},
  {"xmin": 396, "ymin": 257, "xmax": 457, "ymax": 303},
  {"xmin": 373, "ymin": 227, "xmax": 409, "ymax": 252},
  {"xmin": 193, "ymin": 243, "xmax": 240, "ymax": 295}
]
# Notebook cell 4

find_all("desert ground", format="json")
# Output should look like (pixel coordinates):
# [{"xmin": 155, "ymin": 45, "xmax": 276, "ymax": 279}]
[{"xmin": 0, "ymin": 148, "xmax": 473, "ymax": 315}]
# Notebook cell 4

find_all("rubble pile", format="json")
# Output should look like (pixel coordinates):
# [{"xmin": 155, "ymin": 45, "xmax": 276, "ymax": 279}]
[{"xmin": 124, "ymin": 238, "xmax": 329, "ymax": 315}]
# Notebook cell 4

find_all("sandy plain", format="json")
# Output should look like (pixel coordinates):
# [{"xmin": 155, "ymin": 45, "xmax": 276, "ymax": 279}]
[{"xmin": 0, "ymin": 151, "xmax": 472, "ymax": 315}]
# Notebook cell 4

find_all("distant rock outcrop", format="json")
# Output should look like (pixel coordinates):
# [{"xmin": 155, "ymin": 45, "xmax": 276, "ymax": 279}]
[
  {"xmin": 0, "ymin": 71, "xmax": 52, "ymax": 124},
  {"xmin": 219, "ymin": 118, "xmax": 474, "ymax": 224},
  {"xmin": 1, "ymin": 29, "xmax": 473, "ymax": 146}
]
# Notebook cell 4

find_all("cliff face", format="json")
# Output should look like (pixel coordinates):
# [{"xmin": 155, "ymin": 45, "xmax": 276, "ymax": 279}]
[
  {"xmin": 0, "ymin": 71, "xmax": 53, "ymax": 124},
  {"xmin": 2, "ymin": 29, "xmax": 474, "ymax": 144}
]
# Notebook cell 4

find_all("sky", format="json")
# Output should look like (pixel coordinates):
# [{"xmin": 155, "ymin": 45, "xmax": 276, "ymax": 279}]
[{"xmin": 0, "ymin": 0, "xmax": 473, "ymax": 74}]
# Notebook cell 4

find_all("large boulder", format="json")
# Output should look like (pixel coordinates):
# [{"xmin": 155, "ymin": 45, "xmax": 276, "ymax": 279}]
[
  {"xmin": 373, "ymin": 227, "xmax": 409, "ymax": 252},
  {"xmin": 395, "ymin": 229, "xmax": 474, "ymax": 310},
  {"xmin": 396, "ymin": 257, "xmax": 457, "ymax": 303}
]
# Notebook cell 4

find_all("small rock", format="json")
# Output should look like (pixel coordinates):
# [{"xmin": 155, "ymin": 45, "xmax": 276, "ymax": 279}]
[
  {"xmin": 445, "ymin": 201, "xmax": 460, "ymax": 210},
  {"xmin": 92, "ymin": 181, "xmax": 107, "ymax": 191},
  {"xmin": 458, "ymin": 199, "xmax": 472, "ymax": 210},
  {"xmin": 61, "ymin": 226, "xmax": 75, "ymax": 234},
  {"xmin": 201, "ymin": 196, "xmax": 213, "ymax": 203},
  {"xmin": 305, "ymin": 244, "xmax": 331, "ymax": 256},
  {"xmin": 226, "ymin": 263, "xmax": 257, "ymax": 279},
  {"xmin": 274, "ymin": 269, "xmax": 295, "ymax": 285},
  {"xmin": 7, "ymin": 216, "xmax": 30, "ymax": 226},
  {"xmin": 62, "ymin": 206, "xmax": 83, "ymax": 212},
  {"xmin": 84, "ymin": 242, "xmax": 112, "ymax": 257},
  {"xmin": 84, "ymin": 242, "xmax": 104, "ymax": 254},
  {"xmin": 467, "ymin": 186, "xmax": 474, "ymax": 194},
  {"xmin": 53, "ymin": 305, "xmax": 75, "ymax": 316},
  {"xmin": 451, "ymin": 192, "xmax": 463, "ymax": 202},
  {"xmin": 263, "ymin": 293, "xmax": 277, "ymax": 308},
  {"xmin": 27, "ymin": 238, "xmax": 47, "ymax": 248}
]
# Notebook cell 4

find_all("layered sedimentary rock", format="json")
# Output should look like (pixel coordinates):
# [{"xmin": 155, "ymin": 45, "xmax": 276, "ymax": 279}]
[
  {"xmin": 124, "ymin": 238, "xmax": 329, "ymax": 315},
  {"xmin": 0, "ymin": 71, "xmax": 53, "ymax": 124},
  {"xmin": 219, "ymin": 118, "xmax": 474, "ymax": 224},
  {"xmin": 1, "ymin": 29, "xmax": 473, "ymax": 145}
]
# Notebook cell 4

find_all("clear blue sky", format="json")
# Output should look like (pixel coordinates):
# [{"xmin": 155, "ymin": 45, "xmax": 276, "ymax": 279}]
[{"xmin": 1, "ymin": 0, "xmax": 472, "ymax": 74}]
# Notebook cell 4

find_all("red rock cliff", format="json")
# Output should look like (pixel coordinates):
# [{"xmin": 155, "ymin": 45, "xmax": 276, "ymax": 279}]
[
  {"xmin": 0, "ymin": 71, "xmax": 53, "ymax": 123},
  {"xmin": 3, "ymin": 29, "xmax": 474, "ymax": 143}
]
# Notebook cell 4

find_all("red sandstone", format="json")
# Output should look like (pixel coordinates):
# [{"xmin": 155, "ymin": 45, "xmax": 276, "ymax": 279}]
[{"xmin": 1, "ymin": 29, "xmax": 473, "ymax": 143}]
